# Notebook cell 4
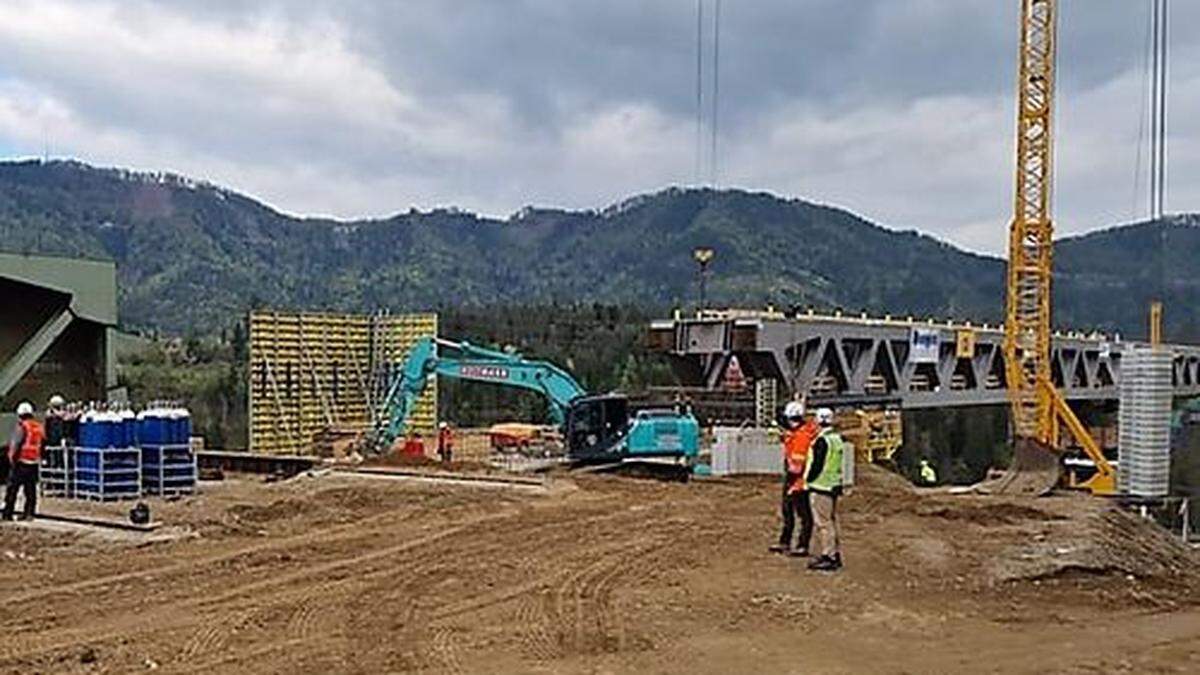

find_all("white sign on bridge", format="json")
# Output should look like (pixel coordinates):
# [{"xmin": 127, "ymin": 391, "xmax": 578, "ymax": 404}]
[{"xmin": 910, "ymin": 328, "xmax": 940, "ymax": 364}]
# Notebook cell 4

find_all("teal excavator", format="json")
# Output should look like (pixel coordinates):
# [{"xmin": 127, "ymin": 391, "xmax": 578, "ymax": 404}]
[{"xmin": 368, "ymin": 337, "xmax": 701, "ymax": 465}]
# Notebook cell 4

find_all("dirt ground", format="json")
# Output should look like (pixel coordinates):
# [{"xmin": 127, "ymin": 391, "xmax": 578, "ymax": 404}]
[{"xmin": 1, "ymin": 466, "xmax": 1198, "ymax": 674}]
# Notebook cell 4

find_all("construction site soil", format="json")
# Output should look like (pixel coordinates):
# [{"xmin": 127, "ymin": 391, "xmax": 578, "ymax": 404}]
[{"xmin": 2, "ymin": 465, "xmax": 1198, "ymax": 674}]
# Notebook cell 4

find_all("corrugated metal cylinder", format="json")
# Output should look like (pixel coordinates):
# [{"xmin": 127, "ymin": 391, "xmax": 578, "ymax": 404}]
[{"xmin": 1118, "ymin": 349, "xmax": 1172, "ymax": 498}]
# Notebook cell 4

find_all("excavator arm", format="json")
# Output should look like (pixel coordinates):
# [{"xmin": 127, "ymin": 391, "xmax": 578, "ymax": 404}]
[{"xmin": 370, "ymin": 337, "xmax": 588, "ymax": 452}]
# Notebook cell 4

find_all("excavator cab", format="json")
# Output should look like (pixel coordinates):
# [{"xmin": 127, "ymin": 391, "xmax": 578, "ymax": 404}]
[
  {"xmin": 565, "ymin": 395, "xmax": 701, "ymax": 464},
  {"xmin": 565, "ymin": 395, "xmax": 631, "ymax": 461}
]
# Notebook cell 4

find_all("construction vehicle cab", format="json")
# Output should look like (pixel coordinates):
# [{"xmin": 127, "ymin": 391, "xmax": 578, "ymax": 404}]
[
  {"xmin": 566, "ymin": 395, "xmax": 630, "ymax": 460},
  {"xmin": 566, "ymin": 397, "xmax": 700, "ymax": 462}
]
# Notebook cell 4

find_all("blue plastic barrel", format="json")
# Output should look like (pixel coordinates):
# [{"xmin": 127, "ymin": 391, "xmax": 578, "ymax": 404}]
[
  {"xmin": 80, "ymin": 411, "xmax": 95, "ymax": 448},
  {"xmin": 121, "ymin": 408, "xmax": 136, "ymax": 447}
]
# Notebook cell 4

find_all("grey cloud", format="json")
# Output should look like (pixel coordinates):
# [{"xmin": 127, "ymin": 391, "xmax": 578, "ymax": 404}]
[{"xmin": 0, "ymin": 0, "xmax": 1196, "ymax": 254}]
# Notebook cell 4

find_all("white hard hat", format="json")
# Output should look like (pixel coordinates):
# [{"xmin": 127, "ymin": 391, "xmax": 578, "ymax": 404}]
[
  {"xmin": 439, "ymin": 421, "xmax": 449, "ymax": 429},
  {"xmin": 815, "ymin": 408, "xmax": 835, "ymax": 426},
  {"xmin": 49, "ymin": 395, "xmax": 66, "ymax": 408},
  {"xmin": 783, "ymin": 400, "xmax": 805, "ymax": 419},
  {"xmin": 16, "ymin": 401, "xmax": 34, "ymax": 417}
]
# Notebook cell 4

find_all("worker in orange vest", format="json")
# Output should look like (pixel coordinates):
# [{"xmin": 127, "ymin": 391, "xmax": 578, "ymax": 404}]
[
  {"xmin": 769, "ymin": 400, "xmax": 818, "ymax": 556},
  {"xmin": 437, "ymin": 422, "xmax": 455, "ymax": 464},
  {"xmin": 4, "ymin": 401, "xmax": 45, "ymax": 521}
]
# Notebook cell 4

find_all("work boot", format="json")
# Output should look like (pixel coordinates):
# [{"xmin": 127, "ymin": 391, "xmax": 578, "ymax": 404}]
[
  {"xmin": 768, "ymin": 543, "xmax": 788, "ymax": 554},
  {"xmin": 807, "ymin": 555, "xmax": 839, "ymax": 572},
  {"xmin": 787, "ymin": 547, "xmax": 809, "ymax": 558},
  {"xmin": 16, "ymin": 514, "xmax": 32, "ymax": 522}
]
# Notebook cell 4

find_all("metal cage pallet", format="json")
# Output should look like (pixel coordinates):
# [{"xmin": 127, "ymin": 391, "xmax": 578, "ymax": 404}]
[
  {"xmin": 40, "ymin": 445, "xmax": 75, "ymax": 498},
  {"xmin": 74, "ymin": 447, "xmax": 143, "ymax": 501},
  {"xmin": 141, "ymin": 443, "xmax": 198, "ymax": 496}
]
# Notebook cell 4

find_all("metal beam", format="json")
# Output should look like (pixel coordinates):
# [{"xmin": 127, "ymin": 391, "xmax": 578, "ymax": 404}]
[
  {"xmin": 651, "ymin": 313, "xmax": 1200, "ymax": 409},
  {"xmin": 0, "ymin": 307, "xmax": 74, "ymax": 398}
]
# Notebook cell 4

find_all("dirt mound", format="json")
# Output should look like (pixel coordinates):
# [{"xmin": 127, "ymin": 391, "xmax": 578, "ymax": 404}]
[
  {"xmin": 917, "ymin": 502, "xmax": 1067, "ymax": 526},
  {"xmin": 849, "ymin": 464, "xmax": 919, "ymax": 515},
  {"xmin": 988, "ymin": 502, "xmax": 1200, "ymax": 597},
  {"xmin": 228, "ymin": 498, "xmax": 319, "ymax": 524}
]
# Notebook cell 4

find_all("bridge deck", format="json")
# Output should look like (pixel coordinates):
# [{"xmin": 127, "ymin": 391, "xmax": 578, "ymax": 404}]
[{"xmin": 648, "ymin": 312, "xmax": 1200, "ymax": 408}]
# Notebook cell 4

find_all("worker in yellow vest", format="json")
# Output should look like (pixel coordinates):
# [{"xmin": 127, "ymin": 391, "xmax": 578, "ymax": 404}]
[
  {"xmin": 919, "ymin": 459, "xmax": 937, "ymax": 486},
  {"xmin": 805, "ymin": 408, "xmax": 845, "ymax": 572}
]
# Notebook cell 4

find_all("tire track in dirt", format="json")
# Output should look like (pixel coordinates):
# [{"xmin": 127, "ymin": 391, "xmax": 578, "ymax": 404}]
[
  {"xmin": 556, "ymin": 543, "xmax": 648, "ymax": 655},
  {"xmin": 429, "ymin": 626, "xmax": 466, "ymax": 674},
  {"xmin": 0, "ymin": 510, "xmax": 517, "ymax": 663},
  {"xmin": 1, "ymin": 507, "xmax": 447, "ymax": 606},
  {"xmin": 175, "ymin": 505, "xmax": 630, "ymax": 671},
  {"xmin": 1, "ymin": 488, "xmax": 678, "ymax": 667},
  {"xmin": 499, "ymin": 537, "xmax": 663, "ymax": 663},
  {"xmin": 515, "ymin": 589, "xmax": 560, "ymax": 662},
  {"xmin": 178, "ymin": 609, "xmax": 256, "ymax": 661}
]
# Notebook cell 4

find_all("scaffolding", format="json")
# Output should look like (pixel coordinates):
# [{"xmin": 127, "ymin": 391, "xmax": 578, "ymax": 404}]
[{"xmin": 248, "ymin": 310, "xmax": 438, "ymax": 454}]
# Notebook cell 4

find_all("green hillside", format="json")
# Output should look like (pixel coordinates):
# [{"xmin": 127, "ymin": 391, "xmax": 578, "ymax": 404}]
[{"xmin": 0, "ymin": 159, "xmax": 1195, "ymax": 341}]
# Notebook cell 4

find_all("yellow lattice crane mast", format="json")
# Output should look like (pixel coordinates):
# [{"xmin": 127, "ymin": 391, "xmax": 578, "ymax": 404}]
[{"xmin": 1002, "ymin": 0, "xmax": 1115, "ymax": 495}]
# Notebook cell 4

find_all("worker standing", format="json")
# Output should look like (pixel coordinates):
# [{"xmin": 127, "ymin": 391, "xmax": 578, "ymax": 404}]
[
  {"xmin": 769, "ymin": 400, "xmax": 817, "ymax": 556},
  {"xmin": 919, "ymin": 459, "xmax": 938, "ymax": 486},
  {"xmin": 805, "ymin": 408, "xmax": 845, "ymax": 572},
  {"xmin": 0, "ymin": 412, "xmax": 9, "ymax": 487},
  {"xmin": 45, "ymin": 395, "xmax": 67, "ymax": 448},
  {"xmin": 437, "ymin": 422, "xmax": 455, "ymax": 464},
  {"xmin": 4, "ymin": 402, "xmax": 45, "ymax": 521}
]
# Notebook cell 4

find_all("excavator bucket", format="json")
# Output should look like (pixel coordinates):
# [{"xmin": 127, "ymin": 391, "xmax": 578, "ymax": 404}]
[{"xmin": 974, "ymin": 438, "xmax": 1062, "ymax": 496}]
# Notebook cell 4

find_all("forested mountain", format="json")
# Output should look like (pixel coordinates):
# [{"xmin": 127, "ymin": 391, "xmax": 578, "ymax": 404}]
[{"xmin": 0, "ymin": 159, "xmax": 1195, "ymax": 340}]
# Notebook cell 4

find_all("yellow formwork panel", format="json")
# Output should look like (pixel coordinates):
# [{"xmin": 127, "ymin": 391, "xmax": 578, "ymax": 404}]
[{"xmin": 248, "ymin": 310, "xmax": 438, "ymax": 455}]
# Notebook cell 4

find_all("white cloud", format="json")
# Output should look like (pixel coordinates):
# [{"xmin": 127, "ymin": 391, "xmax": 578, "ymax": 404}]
[{"xmin": 0, "ymin": 0, "xmax": 1196, "ymax": 255}]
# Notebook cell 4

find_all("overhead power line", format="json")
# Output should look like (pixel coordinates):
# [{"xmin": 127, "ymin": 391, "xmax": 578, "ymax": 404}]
[{"xmin": 711, "ymin": 0, "xmax": 721, "ymax": 187}]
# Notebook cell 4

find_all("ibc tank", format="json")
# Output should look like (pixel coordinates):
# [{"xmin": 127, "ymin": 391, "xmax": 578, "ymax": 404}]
[{"xmin": 1118, "ymin": 348, "xmax": 1172, "ymax": 498}]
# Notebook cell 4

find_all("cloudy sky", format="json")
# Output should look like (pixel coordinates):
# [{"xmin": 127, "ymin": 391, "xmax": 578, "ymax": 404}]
[{"xmin": 0, "ymin": 0, "xmax": 1195, "ymax": 253}]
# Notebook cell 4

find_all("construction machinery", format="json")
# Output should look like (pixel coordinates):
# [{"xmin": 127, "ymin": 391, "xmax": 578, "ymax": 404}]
[
  {"xmin": 368, "ymin": 337, "xmax": 700, "ymax": 466},
  {"xmin": 998, "ymin": 0, "xmax": 1115, "ymax": 495}
]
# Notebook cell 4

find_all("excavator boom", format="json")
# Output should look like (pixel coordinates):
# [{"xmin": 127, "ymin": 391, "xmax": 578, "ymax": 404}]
[{"xmin": 372, "ymin": 337, "xmax": 587, "ymax": 452}]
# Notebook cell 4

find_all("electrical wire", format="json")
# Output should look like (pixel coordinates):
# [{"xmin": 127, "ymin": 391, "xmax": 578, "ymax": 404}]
[
  {"xmin": 695, "ymin": 0, "xmax": 704, "ymax": 187},
  {"xmin": 711, "ymin": 0, "xmax": 721, "ymax": 187},
  {"xmin": 1131, "ymin": 1, "xmax": 1152, "ymax": 222}
]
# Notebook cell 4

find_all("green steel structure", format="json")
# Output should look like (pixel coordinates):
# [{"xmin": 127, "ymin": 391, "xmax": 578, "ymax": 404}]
[{"xmin": 0, "ymin": 252, "xmax": 117, "ymax": 428}]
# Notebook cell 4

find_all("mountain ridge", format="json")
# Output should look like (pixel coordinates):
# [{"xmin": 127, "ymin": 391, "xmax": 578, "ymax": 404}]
[{"xmin": 0, "ymin": 159, "xmax": 1195, "ymax": 340}]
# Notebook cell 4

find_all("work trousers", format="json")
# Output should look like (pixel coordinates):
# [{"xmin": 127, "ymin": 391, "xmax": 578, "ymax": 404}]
[
  {"xmin": 3, "ymin": 462, "xmax": 38, "ymax": 519},
  {"xmin": 810, "ymin": 490, "xmax": 840, "ymax": 559},
  {"xmin": 778, "ymin": 484, "xmax": 813, "ymax": 551}
]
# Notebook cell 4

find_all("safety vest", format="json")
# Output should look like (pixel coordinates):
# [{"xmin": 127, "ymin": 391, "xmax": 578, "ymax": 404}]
[
  {"xmin": 807, "ymin": 429, "xmax": 845, "ymax": 493},
  {"xmin": 783, "ymin": 422, "xmax": 817, "ymax": 493},
  {"xmin": 14, "ymin": 419, "xmax": 44, "ymax": 464},
  {"xmin": 920, "ymin": 462, "xmax": 937, "ymax": 484}
]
